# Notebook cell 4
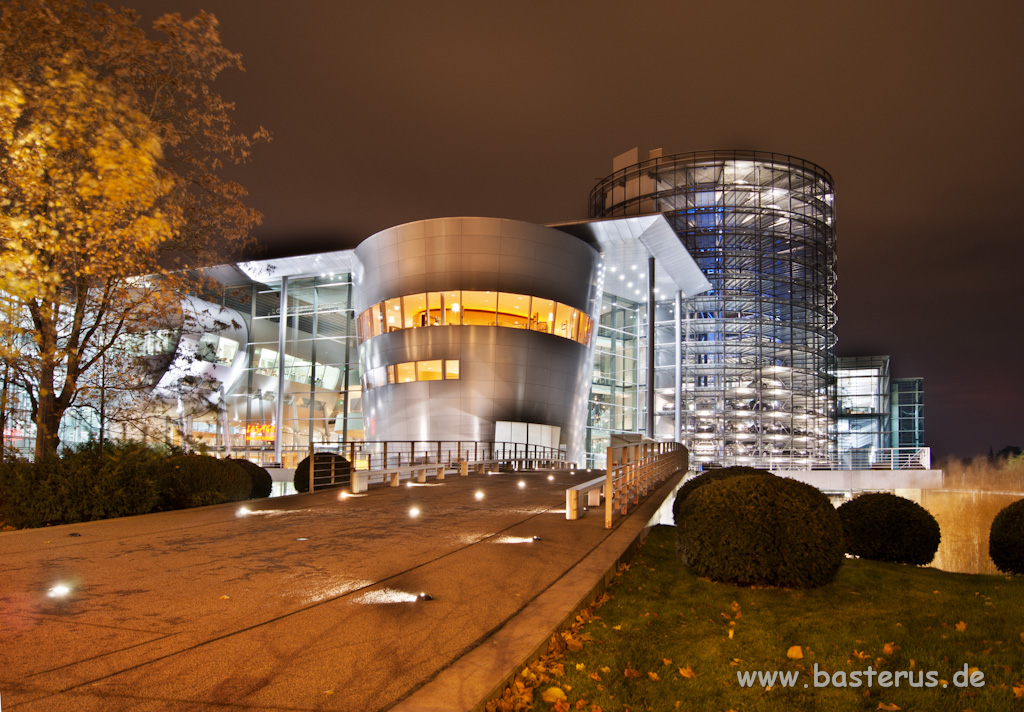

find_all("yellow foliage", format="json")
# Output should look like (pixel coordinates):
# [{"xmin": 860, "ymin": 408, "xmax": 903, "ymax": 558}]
[
  {"xmin": 540, "ymin": 686, "xmax": 567, "ymax": 704},
  {"xmin": 0, "ymin": 0, "xmax": 265, "ymax": 458}
]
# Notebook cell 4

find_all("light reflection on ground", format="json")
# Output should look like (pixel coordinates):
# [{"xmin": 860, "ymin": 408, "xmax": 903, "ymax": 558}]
[
  {"xmin": 353, "ymin": 588, "xmax": 420, "ymax": 605},
  {"xmin": 491, "ymin": 536, "xmax": 536, "ymax": 545},
  {"xmin": 301, "ymin": 579, "xmax": 374, "ymax": 604}
]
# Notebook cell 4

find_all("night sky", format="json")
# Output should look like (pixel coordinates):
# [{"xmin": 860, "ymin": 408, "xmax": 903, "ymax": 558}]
[{"xmin": 128, "ymin": 0, "xmax": 1024, "ymax": 460}]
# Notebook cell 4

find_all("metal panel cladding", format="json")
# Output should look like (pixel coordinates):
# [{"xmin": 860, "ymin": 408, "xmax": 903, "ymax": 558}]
[
  {"xmin": 589, "ymin": 150, "xmax": 837, "ymax": 468},
  {"xmin": 353, "ymin": 217, "xmax": 603, "ymax": 462}
]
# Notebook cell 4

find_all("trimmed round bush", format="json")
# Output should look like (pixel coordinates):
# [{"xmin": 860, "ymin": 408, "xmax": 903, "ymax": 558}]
[
  {"xmin": 672, "ymin": 466, "xmax": 775, "ymax": 527},
  {"xmin": 837, "ymin": 493, "xmax": 941, "ymax": 565},
  {"xmin": 676, "ymin": 475, "xmax": 844, "ymax": 588},
  {"xmin": 157, "ymin": 455, "xmax": 251, "ymax": 509},
  {"xmin": 231, "ymin": 459, "xmax": 273, "ymax": 499},
  {"xmin": 989, "ymin": 498, "xmax": 1024, "ymax": 574},
  {"xmin": 294, "ymin": 453, "xmax": 351, "ymax": 493}
]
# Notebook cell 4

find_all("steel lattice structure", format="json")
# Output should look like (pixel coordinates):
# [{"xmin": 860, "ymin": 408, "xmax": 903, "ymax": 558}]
[{"xmin": 589, "ymin": 150, "xmax": 838, "ymax": 468}]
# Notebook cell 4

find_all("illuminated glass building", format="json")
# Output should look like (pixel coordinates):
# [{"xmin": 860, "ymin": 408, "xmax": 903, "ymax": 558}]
[
  {"xmin": 6, "ymin": 149, "xmax": 930, "ymax": 473},
  {"xmin": 589, "ymin": 149, "xmax": 838, "ymax": 468}
]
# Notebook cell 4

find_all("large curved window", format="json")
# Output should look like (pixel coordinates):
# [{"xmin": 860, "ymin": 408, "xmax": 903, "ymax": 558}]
[
  {"xmin": 363, "ymin": 359, "xmax": 461, "ymax": 390},
  {"xmin": 356, "ymin": 290, "xmax": 593, "ymax": 346}
]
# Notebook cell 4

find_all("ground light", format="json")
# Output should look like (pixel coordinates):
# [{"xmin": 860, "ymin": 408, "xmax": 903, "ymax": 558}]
[
  {"xmin": 518, "ymin": 480, "xmax": 526, "ymax": 489},
  {"xmin": 475, "ymin": 491, "xmax": 485, "ymax": 500},
  {"xmin": 409, "ymin": 507, "xmax": 420, "ymax": 518},
  {"xmin": 355, "ymin": 588, "xmax": 428, "ymax": 604},
  {"xmin": 236, "ymin": 506, "xmax": 251, "ymax": 518},
  {"xmin": 547, "ymin": 475, "xmax": 555, "ymax": 481},
  {"xmin": 47, "ymin": 584, "xmax": 71, "ymax": 598}
]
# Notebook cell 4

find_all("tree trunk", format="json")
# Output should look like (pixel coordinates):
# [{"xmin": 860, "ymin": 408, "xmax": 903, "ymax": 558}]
[{"xmin": 34, "ymin": 365, "xmax": 63, "ymax": 461}]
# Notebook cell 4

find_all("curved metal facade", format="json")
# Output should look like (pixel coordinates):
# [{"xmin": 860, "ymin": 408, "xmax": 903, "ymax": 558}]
[
  {"xmin": 353, "ymin": 217, "xmax": 603, "ymax": 462},
  {"xmin": 590, "ymin": 150, "xmax": 837, "ymax": 468}
]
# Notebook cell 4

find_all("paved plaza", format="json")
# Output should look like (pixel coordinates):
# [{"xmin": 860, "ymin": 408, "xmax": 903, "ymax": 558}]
[{"xmin": 0, "ymin": 468, "xmax": 683, "ymax": 711}]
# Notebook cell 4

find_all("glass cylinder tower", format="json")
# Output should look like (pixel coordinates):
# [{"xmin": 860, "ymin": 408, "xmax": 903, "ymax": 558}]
[{"xmin": 589, "ymin": 149, "xmax": 837, "ymax": 468}]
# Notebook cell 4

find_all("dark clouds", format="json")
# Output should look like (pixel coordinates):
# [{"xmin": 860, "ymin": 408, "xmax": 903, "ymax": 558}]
[{"xmin": 127, "ymin": 0, "xmax": 1023, "ymax": 458}]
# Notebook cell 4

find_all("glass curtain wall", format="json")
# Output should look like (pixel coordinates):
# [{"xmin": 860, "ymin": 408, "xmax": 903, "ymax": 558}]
[
  {"xmin": 231, "ymin": 274, "xmax": 361, "ymax": 467},
  {"xmin": 837, "ymin": 355, "xmax": 891, "ymax": 468},
  {"xmin": 586, "ymin": 294, "xmax": 642, "ymax": 467},
  {"xmin": 891, "ymin": 377, "xmax": 924, "ymax": 449},
  {"xmin": 590, "ymin": 150, "xmax": 838, "ymax": 468}
]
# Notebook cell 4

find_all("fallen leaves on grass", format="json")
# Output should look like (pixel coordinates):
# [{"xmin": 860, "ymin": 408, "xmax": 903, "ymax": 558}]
[
  {"xmin": 624, "ymin": 668, "xmax": 643, "ymax": 678},
  {"xmin": 541, "ymin": 687, "xmax": 567, "ymax": 704},
  {"xmin": 648, "ymin": 672, "xmax": 660, "ymax": 681},
  {"xmin": 787, "ymin": 645, "xmax": 803, "ymax": 660},
  {"xmin": 877, "ymin": 703, "xmax": 901, "ymax": 710},
  {"xmin": 678, "ymin": 665, "xmax": 696, "ymax": 679},
  {"xmin": 956, "ymin": 621, "xmax": 968, "ymax": 632}
]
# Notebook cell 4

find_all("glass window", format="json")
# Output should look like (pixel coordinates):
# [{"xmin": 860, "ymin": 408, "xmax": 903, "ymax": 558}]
[
  {"xmin": 461, "ymin": 291, "xmax": 497, "ymax": 326},
  {"xmin": 356, "ymin": 311, "xmax": 367, "ymax": 341},
  {"xmin": 577, "ymin": 314, "xmax": 593, "ymax": 346},
  {"xmin": 216, "ymin": 337, "xmax": 239, "ymax": 364},
  {"xmin": 197, "ymin": 333, "xmax": 219, "ymax": 363},
  {"xmin": 554, "ymin": 302, "xmax": 576, "ymax": 340},
  {"xmin": 497, "ymin": 293, "xmax": 529, "ymax": 328},
  {"xmin": 445, "ymin": 360, "xmax": 460, "ymax": 379},
  {"xmin": 370, "ymin": 303, "xmax": 383, "ymax": 338},
  {"xmin": 255, "ymin": 348, "xmax": 279, "ymax": 376},
  {"xmin": 284, "ymin": 355, "xmax": 312, "ymax": 385},
  {"xmin": 403, "ymin": 293, "xmax": 427, "ymax": 328},
  {"xmin": 417, "ymin": 360, "xmax": 443, "ymax": 381},
  {"xmin": 383, "ymin": 297, "xmax": 402, "ymax": 332},
  {"xmin": 319, "ymin": 365, "xmax": 341, "ymax": 390},
  {"xmin": 427, "ymin": 292, "xmax": 442, "ymax": 326},
  {"xmin": 531, "ymin": 298, "xmax": 555, "ymax": 334},
  {"xmin": 396, "ymin": 362, "xmax": 415, "ymax": 383},
  {"xmin": 442, "ymin": 290, "xmax": 461, "ymax": 325}
]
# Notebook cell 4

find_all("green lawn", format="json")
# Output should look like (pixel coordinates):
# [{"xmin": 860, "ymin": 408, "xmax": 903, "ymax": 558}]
[{"xmin": 493, "ymin": 525, "xmax": 1024, "ymax": 712}]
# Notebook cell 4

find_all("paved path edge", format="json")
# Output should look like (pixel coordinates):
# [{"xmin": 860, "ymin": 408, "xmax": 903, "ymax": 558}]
[{"xmin": 388, "ymin": 470, "xmax": 689, "ymax": 712}]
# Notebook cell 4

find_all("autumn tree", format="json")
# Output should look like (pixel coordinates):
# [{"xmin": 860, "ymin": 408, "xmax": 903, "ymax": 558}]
[{"xmin": 0, "ymin": 0, "xmax": 266, "ymax": 459}]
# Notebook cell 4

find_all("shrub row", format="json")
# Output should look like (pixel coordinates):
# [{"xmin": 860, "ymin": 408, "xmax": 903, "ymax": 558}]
[
  {"xmin": 670, "ymin": 471, "xmax": 969, "ymax": 587},
  {"xmin": 0, "ymin": 442, "xmax": 162, "ymax": 528},
  {"xmin": 0, "ymin": 445, "xmax": 274, "ymax": 528}
]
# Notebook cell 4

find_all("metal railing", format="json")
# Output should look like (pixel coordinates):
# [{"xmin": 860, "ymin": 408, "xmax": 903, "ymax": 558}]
[
  {"xmin": 246, "ymin": 440, "xmax": 568, "ymax": 472},
  {"xmin": 836, "ymin": 447, "xmax": 931, "ymax": 471},
  {"xmin": 693, "ymin": 447, "xmax": 933, "ymax": 473},
  {"xmin": 605, "ymin": 441, "xmax": 687, "ymax": 528}
]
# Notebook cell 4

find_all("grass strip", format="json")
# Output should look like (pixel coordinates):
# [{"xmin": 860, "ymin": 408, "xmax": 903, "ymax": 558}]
[{"xmin": 489, "ymin": 525, "xmax": 1024, "ymax": 712}]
